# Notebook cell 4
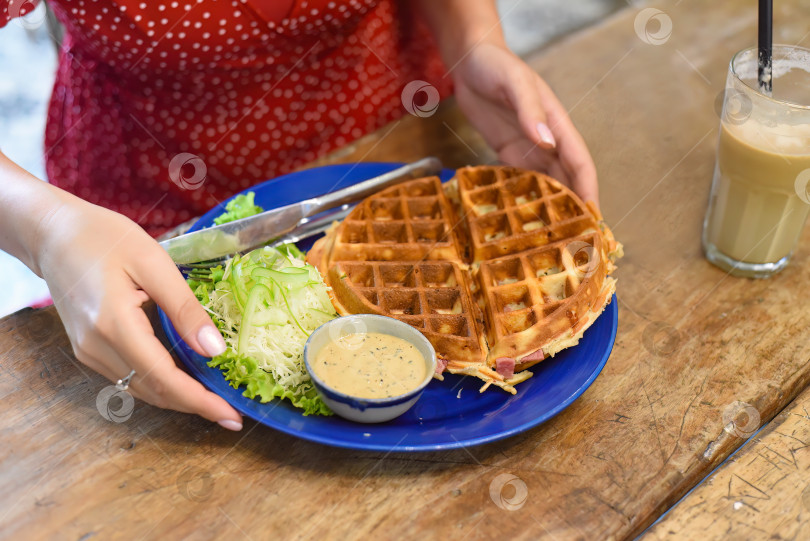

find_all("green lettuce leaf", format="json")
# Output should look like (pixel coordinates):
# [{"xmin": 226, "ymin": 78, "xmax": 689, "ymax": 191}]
[
  {"xmin": 208, "ymin": 350, "xmax": 332, "ymax": 416},
  {"xmin": 213, "ymin": 192, "xmax": 264, "ymax": 225}
]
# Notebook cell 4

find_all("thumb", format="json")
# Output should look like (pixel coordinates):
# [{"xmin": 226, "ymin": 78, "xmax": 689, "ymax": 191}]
[{"xmin": 130, "ymin": 244, "xmax": 226, "ymax": 359}]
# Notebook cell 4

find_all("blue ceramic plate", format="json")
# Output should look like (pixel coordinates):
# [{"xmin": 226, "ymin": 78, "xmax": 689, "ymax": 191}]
[{"xmin": 159, "ymin": 162, "xmax": 618, "ymax": 451}]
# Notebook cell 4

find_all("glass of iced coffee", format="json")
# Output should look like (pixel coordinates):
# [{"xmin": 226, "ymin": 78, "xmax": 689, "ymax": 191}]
[{"xmin": 703, "ymin": 45, "xmax": 810, "ymax": 278}]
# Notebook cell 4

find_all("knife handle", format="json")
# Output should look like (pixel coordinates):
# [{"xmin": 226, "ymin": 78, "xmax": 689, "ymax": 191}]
[{"xmin": 303, "ymin": 157, "xmax": 443, "ymax": 217}]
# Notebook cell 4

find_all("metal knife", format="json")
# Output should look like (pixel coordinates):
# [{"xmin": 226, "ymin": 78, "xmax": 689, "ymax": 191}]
[{"xmin": 160, "ymin": 157, "xmax": 443, "ymax": 264}]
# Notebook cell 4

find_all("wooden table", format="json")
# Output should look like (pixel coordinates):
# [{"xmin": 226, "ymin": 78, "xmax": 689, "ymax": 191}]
[
  {"xmin": 3, "ymin": 0, "xmax": 810, "ymax": 539},
  {"xmin": 645, "ymin": 384, "xmax": 810, "ymax": 539}
]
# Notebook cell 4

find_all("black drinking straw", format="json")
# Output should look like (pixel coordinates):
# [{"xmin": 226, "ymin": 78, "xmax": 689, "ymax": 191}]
[{"xmin": 758, "ymin": 0, "xmax": 773, "ymax": 94}]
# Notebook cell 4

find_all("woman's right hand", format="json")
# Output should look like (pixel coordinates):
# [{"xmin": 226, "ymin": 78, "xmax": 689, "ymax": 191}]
[{"xmin": 35, "ymin": 197, "xmax": 244, "ymax": 430}]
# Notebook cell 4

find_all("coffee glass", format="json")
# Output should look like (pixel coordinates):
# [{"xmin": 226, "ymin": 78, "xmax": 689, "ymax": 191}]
[{"xmin": 703, "ymin": 45, "xmax": 810, "ymax": 278}]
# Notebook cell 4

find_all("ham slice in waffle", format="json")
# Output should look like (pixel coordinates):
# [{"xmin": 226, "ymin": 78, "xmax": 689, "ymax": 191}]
[{"xmin": 308, "ymin": 166, "xmax": 622, "ymax": 394}]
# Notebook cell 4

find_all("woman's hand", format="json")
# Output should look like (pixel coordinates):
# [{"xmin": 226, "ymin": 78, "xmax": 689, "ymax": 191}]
[
  {"xmin": 36, "ymin": 197, "xmax": 243, "ymax": 430},
  {"xmin": 414, "ymin": 0, "xmax": 599, "ymax": 204},
  {"xmin": 451, "ymin": 42, "xmax": 599, "ymax": 204}
]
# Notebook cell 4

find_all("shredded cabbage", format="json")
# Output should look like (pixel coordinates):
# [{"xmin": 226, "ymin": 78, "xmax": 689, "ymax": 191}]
[{"xmin": 188, "ymin": 244, "xmax": 336, "ymax": 415}]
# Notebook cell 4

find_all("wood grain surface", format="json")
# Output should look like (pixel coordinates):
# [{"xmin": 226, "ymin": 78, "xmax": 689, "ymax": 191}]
[
  {"xmin": 644, "ymin": 385, "xmax": 810, "ymax": 540},
  {"xmin": 2, "ymin": 1, "xmax": 810, "ymax": 539}
]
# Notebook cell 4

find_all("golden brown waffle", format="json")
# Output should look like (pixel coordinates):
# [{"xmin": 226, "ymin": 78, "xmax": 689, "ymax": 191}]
[
  {"xmin": 308, "ymin": 176, "xmax": 491, "ymax": 376},
  {"xmin": 457, "ymin": 166, "xmax": 601, "ymax": 262},
  {"xmin": 456, "ymin": 166, "xmax": 621, "ymax": 373},
  {"xmin": 325, "ymin": 261, "xmax": 489, "ymax": 365},
  {"xmin": 328, "ymin": 176, "xmax": 464, "ymax": 264},
  {"xmin": 475, "ymin": 232, "xmax": 614, "ymax": 370},
  {"xmin": 309, "ymin": 166, "xmax": 622, "ymax": 394}
]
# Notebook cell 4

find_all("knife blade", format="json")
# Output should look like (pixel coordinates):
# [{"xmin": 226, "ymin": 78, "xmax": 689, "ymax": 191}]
[{"xmin": 160, "ymin": 157, "xmax": 442, "ymax": 264}]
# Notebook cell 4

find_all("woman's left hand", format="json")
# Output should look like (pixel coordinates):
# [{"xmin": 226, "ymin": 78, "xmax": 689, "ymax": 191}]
[{"xmin": 450, "ymin": 42, "xmax": 599, "ymax": 205}]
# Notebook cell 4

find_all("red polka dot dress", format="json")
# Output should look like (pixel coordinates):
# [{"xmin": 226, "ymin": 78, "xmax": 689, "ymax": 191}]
[{"xmin": 1, "ymin": 0, "xmax": 451, "ymax": 236}]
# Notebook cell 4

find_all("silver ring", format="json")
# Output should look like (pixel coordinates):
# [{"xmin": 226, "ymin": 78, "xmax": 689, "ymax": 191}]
[{"xmin": 115, "ymin": 369, "xmax": 136, "ymax": 391}]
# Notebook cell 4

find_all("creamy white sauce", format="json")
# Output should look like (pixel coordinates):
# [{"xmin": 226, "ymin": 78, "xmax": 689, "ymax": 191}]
[{"xmin": 312, "ymin": 333, "xmax": 426, "ymax": 399}]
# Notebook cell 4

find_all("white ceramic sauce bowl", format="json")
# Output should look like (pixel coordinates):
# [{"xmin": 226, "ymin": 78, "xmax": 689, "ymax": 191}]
[{"xmin": 303, "ymin": 314, "xmax": 437, "ymax": 423}]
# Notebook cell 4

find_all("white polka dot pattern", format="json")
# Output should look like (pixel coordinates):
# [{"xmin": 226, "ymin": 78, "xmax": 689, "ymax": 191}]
[{"xmin": 0, "ymin": 0, "xmax": 451, "ymax": 236}]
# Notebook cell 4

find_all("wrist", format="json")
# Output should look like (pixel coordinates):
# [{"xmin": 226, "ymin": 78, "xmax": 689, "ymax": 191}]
[
  {"xmin": 415, "ymin": 0, "xmax": 507, "ymax": 69},
  {"xmin": 0, "ymin": 152, "xmax": 75, "ymax": 277},
  {"xmin": 444, "ymin": 29, "xmax": 508, "ymax": 71},
  {"xmin": 29, "ymin": 195, "xmax": 73, "ymax": 278}
]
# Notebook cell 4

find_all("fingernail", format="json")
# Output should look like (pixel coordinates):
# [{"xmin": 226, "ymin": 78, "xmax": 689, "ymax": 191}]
[
  {"xmin": 198, "ymin": 326, "xmax": 226, "ymax": 357},
  {"xmin": 218, "ymin": 419, "xmax": 243, "ymax": 431},
  {"xmin": 536, "ymin": 122, "xmax": 556, "ymax": 148}
]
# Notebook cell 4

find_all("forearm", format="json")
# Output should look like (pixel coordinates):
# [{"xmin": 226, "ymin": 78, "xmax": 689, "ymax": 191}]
[
  {"xmin": 414, "ymin": 0, "xmax": 505, "ymax": 66},
  {"xmin": 0, "ymin": 150, "xmax": 72, "ymax": 276}
]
